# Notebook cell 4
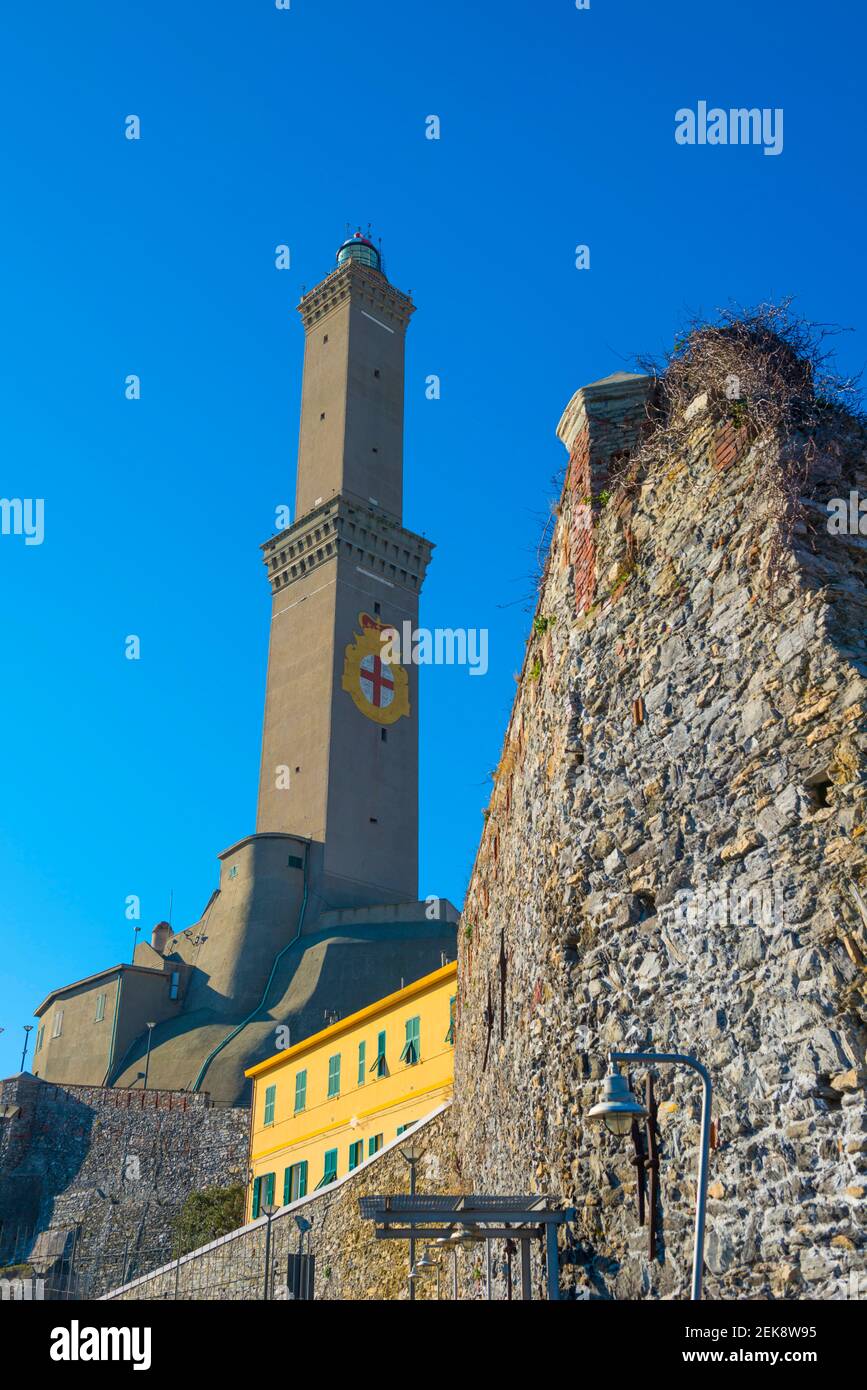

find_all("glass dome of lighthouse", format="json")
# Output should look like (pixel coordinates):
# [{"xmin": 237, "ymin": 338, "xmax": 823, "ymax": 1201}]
[{"xmin": 336, "ymin": 229, "xmax": 382, "ymax": 273}]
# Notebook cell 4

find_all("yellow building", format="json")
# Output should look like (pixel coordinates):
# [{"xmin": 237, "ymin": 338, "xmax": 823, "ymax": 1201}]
[{"xmin": 245, "ymin": 961, "xmax": 457, "ymax": 1219}]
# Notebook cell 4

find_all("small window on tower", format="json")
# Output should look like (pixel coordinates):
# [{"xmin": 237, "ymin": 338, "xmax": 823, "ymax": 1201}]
[
  {"xmin": 370, "ymin": 817, "xmax": 378, "ymax": 824},
  {"xmin": 373, "ymin": 369, "xmax": 380, "ymax": 378},
  {"xmin": 381, "ymin": 729, "xmax": 387, "ymax": 743},
  {"xmin": 323, "ymin": 334, "xmax": 328, "ymax": 343},
  {"xmin": 373, "ymin": 601, "xmax": 381, "ymax": 614},
  {"xmin": 371, "ymin": 447, "xmax": 378, "ymax": 453},
  {"xmin": 320, "ymin": 412, "xmax": 326, "ymax": 421}
]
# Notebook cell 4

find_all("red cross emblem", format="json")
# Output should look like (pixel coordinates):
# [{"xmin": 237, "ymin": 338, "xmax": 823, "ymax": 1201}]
[{"xmin": 359, "ymin": 653, "xmax": 395, "ymax": 708}]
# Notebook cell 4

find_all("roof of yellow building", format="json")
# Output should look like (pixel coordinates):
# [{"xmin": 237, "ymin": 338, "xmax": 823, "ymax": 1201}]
[{"xmin": 245, "ymin": 960, "xmax": 457, "ymax": 1080}]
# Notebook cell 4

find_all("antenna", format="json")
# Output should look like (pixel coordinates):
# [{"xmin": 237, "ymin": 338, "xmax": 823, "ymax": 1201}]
[{"xmin": 168, "ymin": 889, "xmax": 173, "ymax": 925}]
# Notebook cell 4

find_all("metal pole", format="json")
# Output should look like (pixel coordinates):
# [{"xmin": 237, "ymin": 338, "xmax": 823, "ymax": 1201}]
[
  {"xmin": 610, "ymin": 1049, "xmax": 713, "ymax": 1301},
  {"xmin": 520, "ymin": 1236, "xmax": 532, "ymax": 1301},
  {"xmin": 408, "ymin": 1157, "xmax": 416, "ymax": 1301},
  {"xmin": 486, "ymin": 1238, "xmax": 492, "ymax": 1300},
  {"xmin": 452, "ymin": 1246, "xmax": 458, "ymax": 1300},
  {"xmin": 143, "ymin": 1026, "xmax": 154, "ymax": 1089},
  {"xmin": 263, "ymin": 1213, "xmax": 273, "ymax": 1301},
  {"xmin": 65, "ymin": 1225, "xmax": 80, "ymax": 1301},
  {"xmin": 20, "ymin": 1026, "xmax": 33, "ymax": 1072},
  {"xmin": 545, "ymin": 1224, "xmax": 560, "ymax": 1300}
]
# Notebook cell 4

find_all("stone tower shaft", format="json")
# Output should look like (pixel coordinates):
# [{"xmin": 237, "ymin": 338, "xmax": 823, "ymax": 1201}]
[{"xmin": 256, "ymin": 246, "xmax": 432, "ymax": 915}]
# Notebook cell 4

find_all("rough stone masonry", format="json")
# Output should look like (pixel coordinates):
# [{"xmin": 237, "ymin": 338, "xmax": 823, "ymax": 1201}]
[
  {"xmin": 0, "ymin": 1074, "xmax": 248, "ymax": 1295},
  {"xmin": 454, "ymin": 338, "xmax": 867, "ymax": 1300}
]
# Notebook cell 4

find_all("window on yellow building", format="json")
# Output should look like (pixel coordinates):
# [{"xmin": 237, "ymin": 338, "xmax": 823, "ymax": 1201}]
[
  {"xmin": 445, "ymin": 995, "xmax": 456, "ymax": 1044},
  {"xmin": 315, "ymin": 1149, "xmax": 338, "ymax": 1188},
  {"xmin": 264, "ymin": 1084, "xmax": 276, "ymax": 1125},
  {"xmin": 370, "ymin": 1030, "xmax": 387, "ymax": 1077},
  {"xmin": 357, "ymin": 1040, "xmax": 366, "ymax": 1085},
  {"xmin": 283, "ymin": 1161, "xmax": 308, "ymax": 1203},
  {"xmin": 327, "ymin": 1054, "xmax": 341, "ymax": 1098},
  {"xmin": 368, "ymin": 1134, "xmax": 383, "ymax": 1156},
  {"xmin": 252, "ymin": 1172, "xmax": 276, "ymax": 1219},
  {"xmin": 348, "ymin": 1140, "xmax": 364, "ymax": 1171},
  {"xmin": 400, "ymin": 1016, "xmax": 420, "ymax": 1065},
  {"xmin": 294, "ymin": 1069, "xmax": 307, "ymax": 1112}
]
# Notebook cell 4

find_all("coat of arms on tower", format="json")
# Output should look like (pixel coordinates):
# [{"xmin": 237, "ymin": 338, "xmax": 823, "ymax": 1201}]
[{"xmin": 341, "ymin": 612, "xmax": 410, "ymax": 726}]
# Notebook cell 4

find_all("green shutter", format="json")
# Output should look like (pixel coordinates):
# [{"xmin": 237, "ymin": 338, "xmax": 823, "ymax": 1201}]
[
  {"xmin": 294, "ymin": 1069, "xmax": 307, "ymax": 1112},
  {"xmin": 327, "ymin": 1054, "xmax": 341, "ymax": 1098},
  {"xmin": 349, "ymin": 1140, "xmax": 363, "ymax": 1171},
  {"xmin": 264, "ymin": 1172, "xmax": 275, "ymax": 1208},
  {"xmin": 370, "ymin": 1030, "xmax": 387, "ymax": 1077},
  {"xmin": 400, "ymin": 1016, "xmax": 420, "ymax": 1064},
  {"xmin": 264, "ymin": 1084, "xmax": 276, "ymax": 1125},
  {"xmin": 251, "ymin": 1177, "xmax": 262, "ymax": 1219},
  {"xmin": 368, "ymin": 1133, "xmax": 383, "ymax": 1157},
  {"xmin": 298, "ymin": 1160, "xmax": 308, "ymax": 1199},
  {"xmin": 283, "ymin": 1167, "xmax": 292, "ymax": 1205},
  {"xmin": 314, "ymin": 1148, "xmax": 338, "ymax": 1187},
  {"xmin": 357, "ymin": 1040, "xmax": 366, "ymax": 1086}
]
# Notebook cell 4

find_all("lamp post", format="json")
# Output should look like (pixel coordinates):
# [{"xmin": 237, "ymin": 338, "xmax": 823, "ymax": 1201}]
[
  {"xmin": 262, "ymin": 1203, "xmax": 279, "ymax": 1300},
  {"xmin": 399, "ymin": 1139, "xmax": 424, "ymax": 1300},
  {"xmin": 588, "ymin": 1049, "xmax": 713, "ymax": 1301},
  {"xmin": 20, "ymin": 1025, "xmax": 33, "ymax": 1072},
  {"xmin": 434, "ymin": 1230, "xmax": 457, "ymax": 1300},
  {"xmin": 294, "ymin": 1214, "xmax": 312, "ymax": 1299},
  {"xmin": 143, "ymin": 1023, "xmax": 156, "ymax": 1089}
]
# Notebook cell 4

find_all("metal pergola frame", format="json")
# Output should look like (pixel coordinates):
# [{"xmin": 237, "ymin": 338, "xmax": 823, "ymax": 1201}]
[{"xmin": 358, "ymin": 1194, "xmax": 576, "ymax": 1300}]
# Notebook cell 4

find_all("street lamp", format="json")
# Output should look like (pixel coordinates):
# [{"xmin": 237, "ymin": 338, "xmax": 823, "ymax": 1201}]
[
  {"xmin": 143, "ymin": 1023, "xmax": 156, "ymax": 1089},
  {"xmin": 411, "ymin": 1245, "xmax": 442, "ymax": 1300},
  {"xmin": 587, "ymin": 1066, "xmax": 647, "ymax": 1135},
  {"xmin": 588, "ymin": 1049, "xmax": 713, "ymax": 1301},
  {"xmin": 20, "ymin": 1025, "xmax": 33, "ymax": 1072},
  {"xmin": 449, "ymin": 1223, "xmax": 484, "ymax": 1248},
  {"xmin": 399, "ymin": 1139, "xmax": 424, "ymax": 1301}
]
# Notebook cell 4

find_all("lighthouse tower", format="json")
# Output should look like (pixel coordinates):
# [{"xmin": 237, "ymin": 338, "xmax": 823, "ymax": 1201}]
[
  {"xmin": 257, "ymin": 232, "xmax": 432, "ymax": 916},
  {"xmin": 32, "ymin": 234, "xmax": 458, "ymax": 1106}
]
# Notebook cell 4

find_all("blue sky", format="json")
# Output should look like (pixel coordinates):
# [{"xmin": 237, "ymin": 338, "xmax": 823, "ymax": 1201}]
[{"xmin": 2, "ymin": 0, "xmax": 865, "ymax": 1077}]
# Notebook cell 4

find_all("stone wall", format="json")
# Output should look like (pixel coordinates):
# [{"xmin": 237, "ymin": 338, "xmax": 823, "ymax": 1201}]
[
  {"xmin": 0, "ymin": 1074, "xmax": 249, "ymax": 1294},
  {"xmin": 453, "ymin": 365, "xmax": 867, "ymax": 1300},
  {"xmin": 42, "ymin": 341, "xmax": 867, "ymax": 1304},
  {"xmin": 105, "ymin": 1106, "xmax": 493, "ymax": 1301}
]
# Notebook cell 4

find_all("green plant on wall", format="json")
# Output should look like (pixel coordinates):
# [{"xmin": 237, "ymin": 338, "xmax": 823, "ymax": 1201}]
[
  {"xmin": 728, "ymin": 399, "xmax": 750, "ymax": 429},
  {"xmin": 532, "ymin": 614, "xmax": 556, "ymax": 637},
  {"xmin": 172, "ymin": 1185, "xmax": 245, "ymax": 1256}
]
